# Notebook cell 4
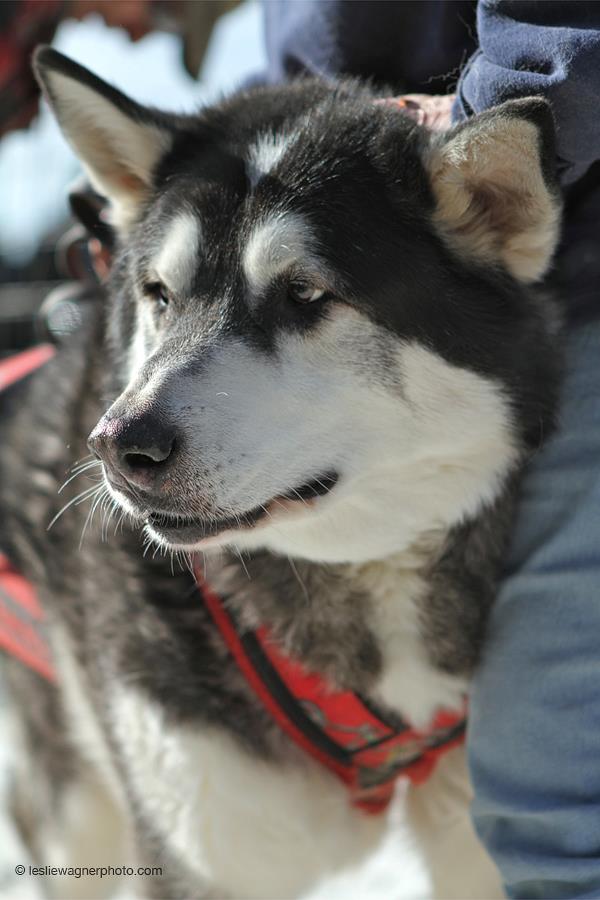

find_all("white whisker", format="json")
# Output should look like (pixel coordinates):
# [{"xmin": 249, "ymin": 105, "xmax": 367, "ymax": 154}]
[
  {"xmin": 79, "ymin": 485, "xmax": 109, "ymax": 548},
  {"xmin": 58, "ymin": 459, "xmax": 102, "ymax": 494},
  {"xmin": 288, "ymin": 556, "xmax": 310, "ymax": 604},
  {"xmin": 233, "ymin": 545, "xmax": 251, "ymax": 581},
  {"xmin": 47, "ymin": 483, "xmax": 103, "ymax": 531}
]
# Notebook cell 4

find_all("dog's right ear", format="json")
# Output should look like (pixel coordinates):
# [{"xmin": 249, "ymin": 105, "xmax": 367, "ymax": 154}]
[
  {"xmin": 34, "ymin": 47, "xmax": 174, "ymax": 231},
  {"xmin": 425, "ymin": 99, "xmax": 560, "ymax": 283}
]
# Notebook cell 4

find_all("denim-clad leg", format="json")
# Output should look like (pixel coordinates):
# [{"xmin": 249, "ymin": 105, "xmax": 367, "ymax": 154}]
[{"xmin": 469, "ymin": 318, "xmax": 600, "ymax": 899}]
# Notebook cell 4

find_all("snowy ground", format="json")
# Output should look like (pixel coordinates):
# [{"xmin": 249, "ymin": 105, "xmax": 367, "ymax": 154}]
[{"xmin": 0, "ymin": 6, "xmax": 431, "ymax": 897}]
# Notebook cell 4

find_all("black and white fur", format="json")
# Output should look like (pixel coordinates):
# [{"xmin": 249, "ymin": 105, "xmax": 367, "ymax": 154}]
[{"xmin": 0, "ymin": 47, "xmax": 562, "ymax": 899}]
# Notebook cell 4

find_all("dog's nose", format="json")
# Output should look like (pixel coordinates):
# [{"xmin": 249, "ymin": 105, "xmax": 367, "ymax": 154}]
[{"xmin": 88, "ymin": 414, "xmax": 177, "ymax": 489}]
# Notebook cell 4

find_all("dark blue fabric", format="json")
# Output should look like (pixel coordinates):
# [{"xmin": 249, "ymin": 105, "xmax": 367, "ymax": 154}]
[
  {"xmin": 263, "ymin": 0, "xmax": 478, "ymax": 93},
  {"xmin": 260, "ymin": 0, "xmax": 600, "ymax": 319},
  {"xmin": 454, "ymin": 1, "xmax": 600, "ymax": 186}
]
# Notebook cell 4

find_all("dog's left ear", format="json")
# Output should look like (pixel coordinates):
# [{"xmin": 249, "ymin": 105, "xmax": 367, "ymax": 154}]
[
  {"xmin": 34, "ymin": 47, "xmax": 174, "ymax": 231},
  {"xmin": 426, "ymin": 98, "xmax": 560, "ymax": 283}
]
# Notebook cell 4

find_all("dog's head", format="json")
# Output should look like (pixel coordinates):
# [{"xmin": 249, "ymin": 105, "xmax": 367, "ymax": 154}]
[{"xmin": 35, "ymin": 48, "xmax": 561, "ymax": 563}]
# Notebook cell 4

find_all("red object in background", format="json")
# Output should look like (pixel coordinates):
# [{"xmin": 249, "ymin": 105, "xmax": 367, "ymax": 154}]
[
  {"xmin": 0, "ymin": 0, "xmax": 64, "ymax": 137},
  {"xmin": 0, "ymin": 343, "xmax": 55, "ymax": 390},
  {"xmin": 0, "ymin": 552, "xmax": 56, "ymax": 682},
  {"xmin": 0, "ymin": 346, "xmax": 57, "ymax": 681}
]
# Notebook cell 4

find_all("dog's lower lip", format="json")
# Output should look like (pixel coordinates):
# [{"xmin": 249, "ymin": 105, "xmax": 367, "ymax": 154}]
[
  {"xmin": 146, "ymin": 506, "xmax": 264, "ymax": 539},
  {"xmin": 145, "ymin": 471, "xmax": 338, "ymax": 541}
]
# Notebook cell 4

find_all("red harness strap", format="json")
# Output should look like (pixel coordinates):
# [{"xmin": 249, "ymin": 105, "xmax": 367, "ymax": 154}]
[
  {"xmin": 0, "ymin": 553, "xmax": 56, "ymax": 682},
  {"xmin": 196, "ymin": 568, "xmax": 467, "ymax": 815},
  {"xmin": 0, "ymin": 347, "xmax": 57, "ymax": 682},
  {"xmin": 0, "ymin": 344, "xmax": 55, "ymax": 390}
]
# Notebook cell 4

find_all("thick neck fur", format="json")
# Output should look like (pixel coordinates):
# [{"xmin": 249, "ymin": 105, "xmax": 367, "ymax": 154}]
[{"xmin": 204, "ymin": 486, "xmax": 515, "ymax": 728}]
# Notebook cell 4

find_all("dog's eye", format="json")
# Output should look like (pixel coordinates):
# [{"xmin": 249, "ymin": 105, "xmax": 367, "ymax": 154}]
[
  {"xmin": 144, "ymin": 282, "xmax": 170, "ymax": 310},
  {"xmin": 287, "ymin": 281, "xmax": 327, "ymax": 304}
]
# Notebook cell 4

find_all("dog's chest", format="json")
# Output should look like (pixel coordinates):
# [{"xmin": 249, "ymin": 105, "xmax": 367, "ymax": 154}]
[
  {"xmin": 102, "ymin": 552, "xmax": 465, "ymax": 896},
  {"xmin": 352, "ymin": 555, "xmax": 467, "ymax": 728},
  {"xmin": 210, "ymin": 547, "xmax": 467, "ymax": 730}
]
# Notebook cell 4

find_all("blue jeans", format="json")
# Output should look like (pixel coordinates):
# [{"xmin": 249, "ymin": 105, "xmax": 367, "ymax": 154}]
[{"xmin": 469, "ymin": 319, "xmax": 600, "ymax": 899}]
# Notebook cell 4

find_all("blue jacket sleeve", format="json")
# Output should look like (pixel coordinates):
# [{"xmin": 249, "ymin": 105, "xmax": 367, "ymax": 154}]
[
  {"xmin": 453, "ymin": 1, "xmax": 600, "ymax": 185},
  {"xmin": 262, "ymin": 1, "xmax": 477, "ymax": 94}
]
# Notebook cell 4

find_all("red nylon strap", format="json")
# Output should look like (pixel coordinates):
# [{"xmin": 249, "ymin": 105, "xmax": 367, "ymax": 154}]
[
  {"xmin": 0, "ymin": 347, "xmax": 57, "ymax": 681},
  {"xmin": 196, "ymin": 570, "xmax": 356, "ymax": 783},
  {"xmin": 257, "ymin": 624, "xmax": 466, "ymax": 807},
  {"xmin": 0, "ymin": 553, "xmax": 56, "ymax": 682},
  {"xmin": 0, "ymin": 344, "xmax": 55, "ymax": 391},
  {"xmin": 196, "ymin": 566, "xmax": 466, "ymax": 814}
]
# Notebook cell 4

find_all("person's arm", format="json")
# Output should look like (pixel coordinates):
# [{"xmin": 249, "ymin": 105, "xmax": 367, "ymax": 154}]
[
  {"xmin": 453, "ymin": 1, "xmax": 600, "ymax": 185},
  {"xmin": 262, "ymin": 0, "xmax": 477, "ymax": 93}
]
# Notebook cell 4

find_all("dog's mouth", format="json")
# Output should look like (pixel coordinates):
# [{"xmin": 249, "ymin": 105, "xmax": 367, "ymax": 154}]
[{"xmin": 143, "ymin": 472, "xmax": 339, "ymax": 546}]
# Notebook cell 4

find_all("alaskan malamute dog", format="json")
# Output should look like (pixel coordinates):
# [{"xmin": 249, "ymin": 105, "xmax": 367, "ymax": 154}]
[{"xmin": 1, "ymin": 47, "xmax": 561, "ymax": 899}]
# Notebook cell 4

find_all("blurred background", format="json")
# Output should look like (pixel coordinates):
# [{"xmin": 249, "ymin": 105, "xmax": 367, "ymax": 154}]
[
  {"xmin": 0, "ymin": 3, "xmax": 429, "ymax": 896},
  {"xmin": 0, "ymin": 0, "xmax": 264, "ymax": 352}
]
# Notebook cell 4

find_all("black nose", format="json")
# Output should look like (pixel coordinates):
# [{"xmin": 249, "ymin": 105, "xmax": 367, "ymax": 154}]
[{"xmin": 88, "ymin": 414, "xmax": 177, "ymax": 489}]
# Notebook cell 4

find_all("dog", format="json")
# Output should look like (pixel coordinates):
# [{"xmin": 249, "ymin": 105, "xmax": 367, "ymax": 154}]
[{"xmin": 0, "ymin": 46, "xmax": 562, "ymax": 899}]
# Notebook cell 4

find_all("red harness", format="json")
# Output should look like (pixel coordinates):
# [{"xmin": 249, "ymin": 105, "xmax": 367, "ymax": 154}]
[
  {"xmin": 198, "ymin": 571, "xmax": 466, "ymax": 813},
  {"xmin": 0, "ymin": 347, "xmax": 466, "ymax": 814},
  {"xmin": 0, "ymin": 346, "xmax": 57, "ymax": 681}
]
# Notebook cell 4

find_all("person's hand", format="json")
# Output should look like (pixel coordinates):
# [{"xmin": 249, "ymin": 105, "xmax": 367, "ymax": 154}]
[{"xmin": 379, "ymin": 94, "xmax": 455, "ymax": 132}]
